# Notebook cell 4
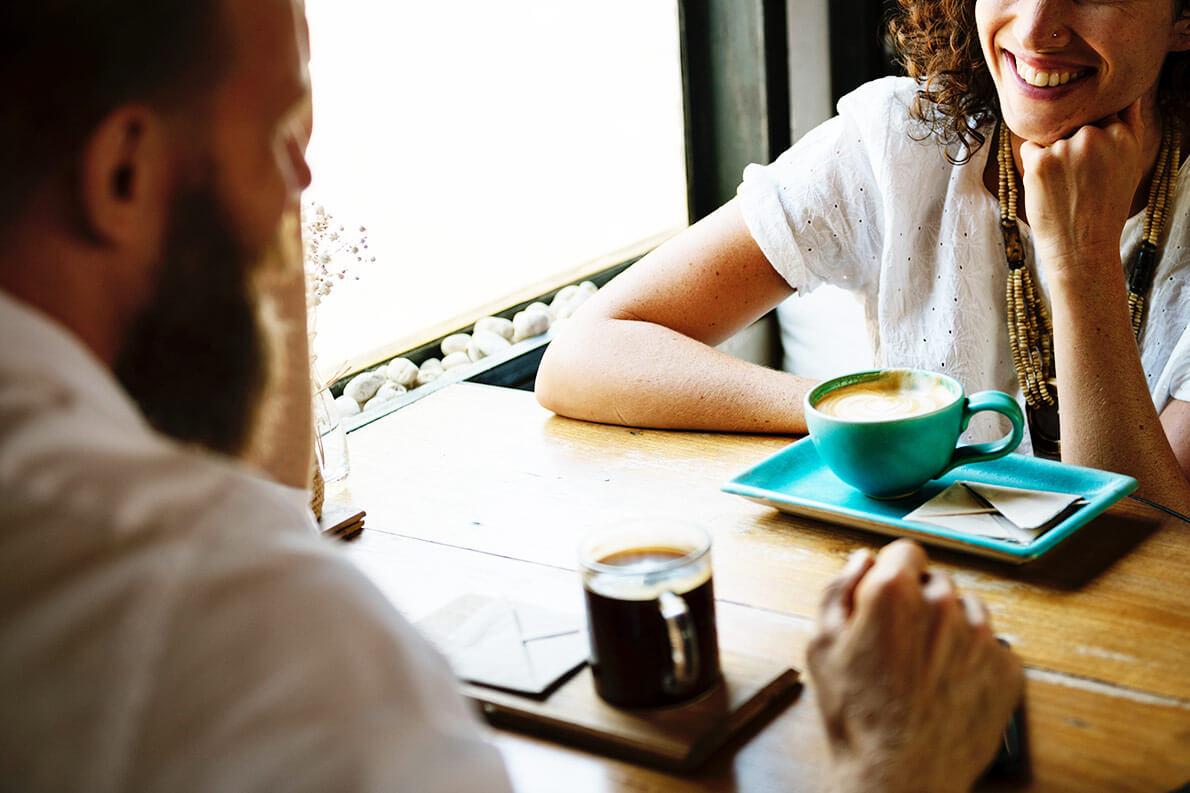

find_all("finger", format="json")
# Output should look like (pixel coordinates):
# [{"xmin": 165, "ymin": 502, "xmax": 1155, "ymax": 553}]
[
  {"xmin": 922, "ymin": 568, "xmax": 958, "ymax": 605},
  {"xmin": 987, "ymin": 640, "xmax": 1027, "ymax": 716},
  {"xmin": 816, "ymin": 548, "xmax": 875, "ymax": 635},
  {"xmin": 922, "ymin": 570, "xmax": 963, "ymax": 674},
  {"xmin": 1018, "ymin": 139, "xmax": 1046, "ymax": 172},
  {"xmin": 961, "ymin": 594, "xmax": 991, "ymax": 633},
  {"xmin": 873, "ymin": 539, "xmax": 928, "ymax": 582},
  {"xmin": 853, "ymin": 539, "xmax": 928, "ymax": 614},
  {"xmin": 1004, "ymin": 646, "xmax": 1026, "ymax": 706}
]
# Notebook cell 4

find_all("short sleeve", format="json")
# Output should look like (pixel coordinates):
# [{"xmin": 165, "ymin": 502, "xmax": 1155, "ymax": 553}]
[
  {"xmin": 736, "ymin": 80, "xmax": 894, "ymax": 297},
  {"xmin": 1162, "ymin": 323, "xmax": 1190, "ymax": 404}
]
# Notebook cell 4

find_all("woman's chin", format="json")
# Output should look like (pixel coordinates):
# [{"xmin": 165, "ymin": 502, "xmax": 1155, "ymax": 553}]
[{"xmin": 1003, "ymin": 115, "xmax": 1087, "ymax": 147}]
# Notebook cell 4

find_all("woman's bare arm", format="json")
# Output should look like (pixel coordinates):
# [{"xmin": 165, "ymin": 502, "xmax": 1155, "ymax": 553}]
[
  {"xmin": 1021, "ymin": 104, "xmax": 1190, "ymax": 510},
  {"xmin": 1047, "ymin": 254, "xmax": 1190, "ymax": 511},
  {"xmin": 536, "ymin": 200, "xmax": 817, "ymax": 433}
]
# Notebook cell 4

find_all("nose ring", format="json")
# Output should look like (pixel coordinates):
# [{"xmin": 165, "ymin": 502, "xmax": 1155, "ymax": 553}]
[{"xmin": 1051, "ymin": 31, "xmax": 1060, "ymax": 39}]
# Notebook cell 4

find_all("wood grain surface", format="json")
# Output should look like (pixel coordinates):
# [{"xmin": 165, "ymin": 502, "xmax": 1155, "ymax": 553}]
[{"xmin": 335, "ymin": 383, "xmax": 1190, "ymax": 792}]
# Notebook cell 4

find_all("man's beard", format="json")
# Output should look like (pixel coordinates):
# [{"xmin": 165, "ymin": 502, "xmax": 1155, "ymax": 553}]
[{"xmin": 115, "ymin": 189, "xmax": 268, "ymax": 457}]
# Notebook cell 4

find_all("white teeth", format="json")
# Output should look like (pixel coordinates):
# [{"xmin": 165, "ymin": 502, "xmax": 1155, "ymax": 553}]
[{"xmin": 1014, "ymin": 57, "xmax": 1080, "ymax": 88}]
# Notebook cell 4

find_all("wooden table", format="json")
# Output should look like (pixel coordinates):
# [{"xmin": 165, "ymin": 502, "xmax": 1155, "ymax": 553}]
[{"xmin": 333, "ymin": 382, "xmax": 1190, "ymax": 793}]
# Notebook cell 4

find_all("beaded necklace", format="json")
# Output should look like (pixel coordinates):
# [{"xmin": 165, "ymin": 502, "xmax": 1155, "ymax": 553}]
[{"xmin": 996, "ymin": 118, "xmax": 1182, "ymax": 459}]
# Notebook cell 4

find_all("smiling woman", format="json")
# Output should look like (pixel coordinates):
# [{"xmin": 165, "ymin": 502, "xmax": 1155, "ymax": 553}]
[
  {"xmin": 891, "ymin": 0, "xmax": 1190, "ymax": 159},
  {"xmin": 534, "ymin": 0, "xmax": 1190, "ymax": 512},
  {"xmin": 300, "ymin": 0, "xmax": 688, "ymax": 379}
]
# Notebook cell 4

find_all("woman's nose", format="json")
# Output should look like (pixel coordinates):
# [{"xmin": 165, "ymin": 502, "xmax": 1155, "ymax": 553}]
[{"xmin": 1013, "ymin": 0, "xmax": 1072, "ymax": 52}]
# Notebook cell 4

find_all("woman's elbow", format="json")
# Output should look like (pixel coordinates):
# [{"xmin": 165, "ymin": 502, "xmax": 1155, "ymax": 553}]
[{"xmin": 534, "ymin": 339, "xmax": 578, "ymax": 416}]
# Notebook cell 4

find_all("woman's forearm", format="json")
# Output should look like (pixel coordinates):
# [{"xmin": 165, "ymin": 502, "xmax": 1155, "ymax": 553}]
[
  {"xmin": 1049, "ymin": 252, "xmax": 1190, "ymax": 511},
  {"xmin": 536, "ymin": 317, "xmax": 815, "ymax": 434}
]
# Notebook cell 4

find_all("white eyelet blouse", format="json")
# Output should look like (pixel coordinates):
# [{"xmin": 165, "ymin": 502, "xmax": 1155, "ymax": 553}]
[{"xmin": 739, "ymin": 77, "xmax": 1190, "ymax": 451}]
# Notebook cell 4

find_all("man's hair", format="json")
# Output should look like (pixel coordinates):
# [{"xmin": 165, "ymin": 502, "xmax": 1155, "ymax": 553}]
[
  {"xmin": 0, "ymin": 0, "xmax": 228, "ymax": 223},
  {"xmin": 888, "ymin": 0, "xmax": 1190, "ymax": 163}
]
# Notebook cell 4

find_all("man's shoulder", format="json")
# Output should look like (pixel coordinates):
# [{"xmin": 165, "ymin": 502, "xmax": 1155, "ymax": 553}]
[{"xmin": 125, "ymin": 473, "xmax": 495, "ymax": 790}]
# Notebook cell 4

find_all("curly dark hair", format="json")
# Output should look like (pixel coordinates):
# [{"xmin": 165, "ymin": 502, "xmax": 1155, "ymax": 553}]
[{"xmin": 889, "ymin": 0, "xmax": 1190, "ymax": 163}]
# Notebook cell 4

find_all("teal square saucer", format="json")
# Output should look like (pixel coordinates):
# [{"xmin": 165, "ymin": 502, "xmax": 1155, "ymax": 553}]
[{"xmin": 722, "ymin": 437, "xmax": 1137, "ymax": 563}]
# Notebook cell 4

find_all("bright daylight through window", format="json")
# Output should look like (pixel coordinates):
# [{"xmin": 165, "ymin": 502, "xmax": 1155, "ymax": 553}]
[{"xmin": 303, "ymin": 0, "xmax": 689, "ymax": 380}]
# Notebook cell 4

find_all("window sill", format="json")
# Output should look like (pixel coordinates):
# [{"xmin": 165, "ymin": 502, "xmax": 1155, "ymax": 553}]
[
  {"xmin": 343, "ymin": 330, "xmax": 552, "ymax": 434},
  {"xmin": 328, "ymin": 230, "xmax": 676, "ymax": 386}
]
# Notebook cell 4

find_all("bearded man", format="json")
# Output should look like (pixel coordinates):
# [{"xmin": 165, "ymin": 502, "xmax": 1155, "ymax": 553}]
[
  {"xmin": 0, "ymin": 1, "xmax": 1020, "ymax": 791},
  {"xmin": 0, "ymin": 1, "xmax": 512, "ymax": 790}
]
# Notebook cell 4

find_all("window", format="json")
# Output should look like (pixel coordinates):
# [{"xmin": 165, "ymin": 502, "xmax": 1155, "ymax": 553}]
[{"xmin": 304, "ymin": 0, "xmax": 688, "ymax": 379}]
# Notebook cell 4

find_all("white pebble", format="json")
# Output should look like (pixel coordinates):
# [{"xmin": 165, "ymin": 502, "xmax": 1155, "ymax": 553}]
[
  {"xmin": 552, "ymin": 285, "xmax": 582, "ymax": 308},
  {"xmin": 343, "ymin": 370, "xmax": 386, "ymax": 403},
  {"xmin": 474, "ymin": 316, "xmax": 514, "ymax": 341},
  {"xmin": 364, "ymin": 382, "xmax": 406, "ymax": 411},
  {"xmin": 416, "ymin": 358, "xmax": 445, "ymax": 388},
  {"xmin": 467, "ymin": 330, "xmax": 512, "ymax": 362},
  {"xmin": 579, "ymin": 280, "xmax": 598, "ymax": 295},
  {"xmin": 441, "ymin": 333, "xmax": 471, "ymax": 357},
  {"xmin": 376, "ymin": 382, "xmax": 407, "ymax": 401},
  {"xmin": 526, "ymin": 302, "xmax": 551, "ymax": 317},
  {"xmin": 553, "ymin": 285, "xmax": 594, "ymax": 320},
  {"xmin": 442, "ymin": 351, "xmax": 472, "ymax": 370},
  {"xmin": 513, "ymin": 309, "xmax": 551, "ymax": 342},
  {"xmin": 385, "ymin": 358, "xmax": 419, "ymax": 388},
  {"xmin": 334, "ymin": 395, "xmax": 361, "ymax": 418}
]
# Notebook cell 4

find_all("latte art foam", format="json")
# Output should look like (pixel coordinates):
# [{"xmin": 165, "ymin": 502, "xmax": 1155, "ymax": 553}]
[{"xmin": 814, "ymin": 375, "xmax": 955, "ymax": 421}]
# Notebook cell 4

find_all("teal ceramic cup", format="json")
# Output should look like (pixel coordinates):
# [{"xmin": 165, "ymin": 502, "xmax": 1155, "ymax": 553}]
[{"xmin": 805, "ymin": 369, "xmax": 1025, "ymax": 499}]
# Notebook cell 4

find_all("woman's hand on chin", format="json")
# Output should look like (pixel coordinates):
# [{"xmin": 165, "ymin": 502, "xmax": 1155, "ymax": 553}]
[{"xmin": 1019, "ymin": 98, "xmax": 1148, "ymax": 280}]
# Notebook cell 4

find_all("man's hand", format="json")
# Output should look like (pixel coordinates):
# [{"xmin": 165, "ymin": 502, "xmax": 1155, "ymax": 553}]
[
  {"xmin": 807, "ymin": 540, "xmax": 1024, "ymax": 793},
  {"xmin": 1019, "ymin": 98, "xmax": 1150, "ymax": 277}
]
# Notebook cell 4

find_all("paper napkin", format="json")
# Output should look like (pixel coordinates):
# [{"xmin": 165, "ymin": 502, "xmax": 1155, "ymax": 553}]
[
  {"xmin": 904, "ymin": 481, "xmax": 1085, "ymax": 544},
  {"xmin": 418, "ymin": 595, "xmax": 589, "ymax": 698}
]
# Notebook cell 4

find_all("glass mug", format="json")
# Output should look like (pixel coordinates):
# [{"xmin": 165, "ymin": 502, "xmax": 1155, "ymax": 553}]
[{"xmin": 579, "ymin": 520, "xmax": 721, "ymax": 708}]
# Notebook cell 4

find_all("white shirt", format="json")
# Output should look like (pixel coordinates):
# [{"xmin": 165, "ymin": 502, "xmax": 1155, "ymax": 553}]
[
  {"xmin": 0, "ymin": 290, "xmax": 512, "ymax": 793},
  {"xmin": 740, "ymin": 76, "xmax": 1190, "ymax": 449}
]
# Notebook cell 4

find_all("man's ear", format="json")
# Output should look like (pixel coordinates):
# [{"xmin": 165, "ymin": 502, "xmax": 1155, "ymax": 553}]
[{"xmin": 78, "ymin": 106, "xmax": 171, "ymax": 246}]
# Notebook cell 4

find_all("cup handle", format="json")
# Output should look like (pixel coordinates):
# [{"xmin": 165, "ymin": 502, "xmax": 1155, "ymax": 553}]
[
  {"xmin": 938, "ymin": 390, "xmax": 1026, "ymax": 476},
  {"xmin": 658, "ymin": 591, "xmax": 700, "ymax": 694}
]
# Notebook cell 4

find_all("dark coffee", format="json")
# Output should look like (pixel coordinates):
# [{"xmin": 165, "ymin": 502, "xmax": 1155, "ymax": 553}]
[{"xmin": 583, "ymin": 546, "xmax": 720, "ymax": 708}]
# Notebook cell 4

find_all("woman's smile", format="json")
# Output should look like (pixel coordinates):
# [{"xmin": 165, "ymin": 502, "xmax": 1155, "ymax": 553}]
[
  {"xmin": 1004, "ymin": 50, "xmax": 1094, "ymax": 95},
  {"xmin": 977, "ymin": 0, "xmax": 1182, "ymax": 144}
]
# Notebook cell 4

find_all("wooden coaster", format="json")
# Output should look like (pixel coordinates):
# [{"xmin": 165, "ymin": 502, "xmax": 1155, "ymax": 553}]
[
  {"xmin": 464, "ymin": 646, "xmax": 799, "ymax": 772},
  {"xmin": 320, "ymin": 503, "xmax": 366, "ymax": 543}
]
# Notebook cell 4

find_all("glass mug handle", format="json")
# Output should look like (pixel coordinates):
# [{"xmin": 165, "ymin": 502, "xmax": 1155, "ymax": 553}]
[{"xmin": 658, "ymin": 590, "xmax": 700, "ymax": 694}]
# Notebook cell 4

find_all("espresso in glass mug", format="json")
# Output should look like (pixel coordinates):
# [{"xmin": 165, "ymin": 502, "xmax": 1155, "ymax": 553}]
[{"xmin": 579, "ymin": 520, "xmax": 721, "ymax": 708}]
